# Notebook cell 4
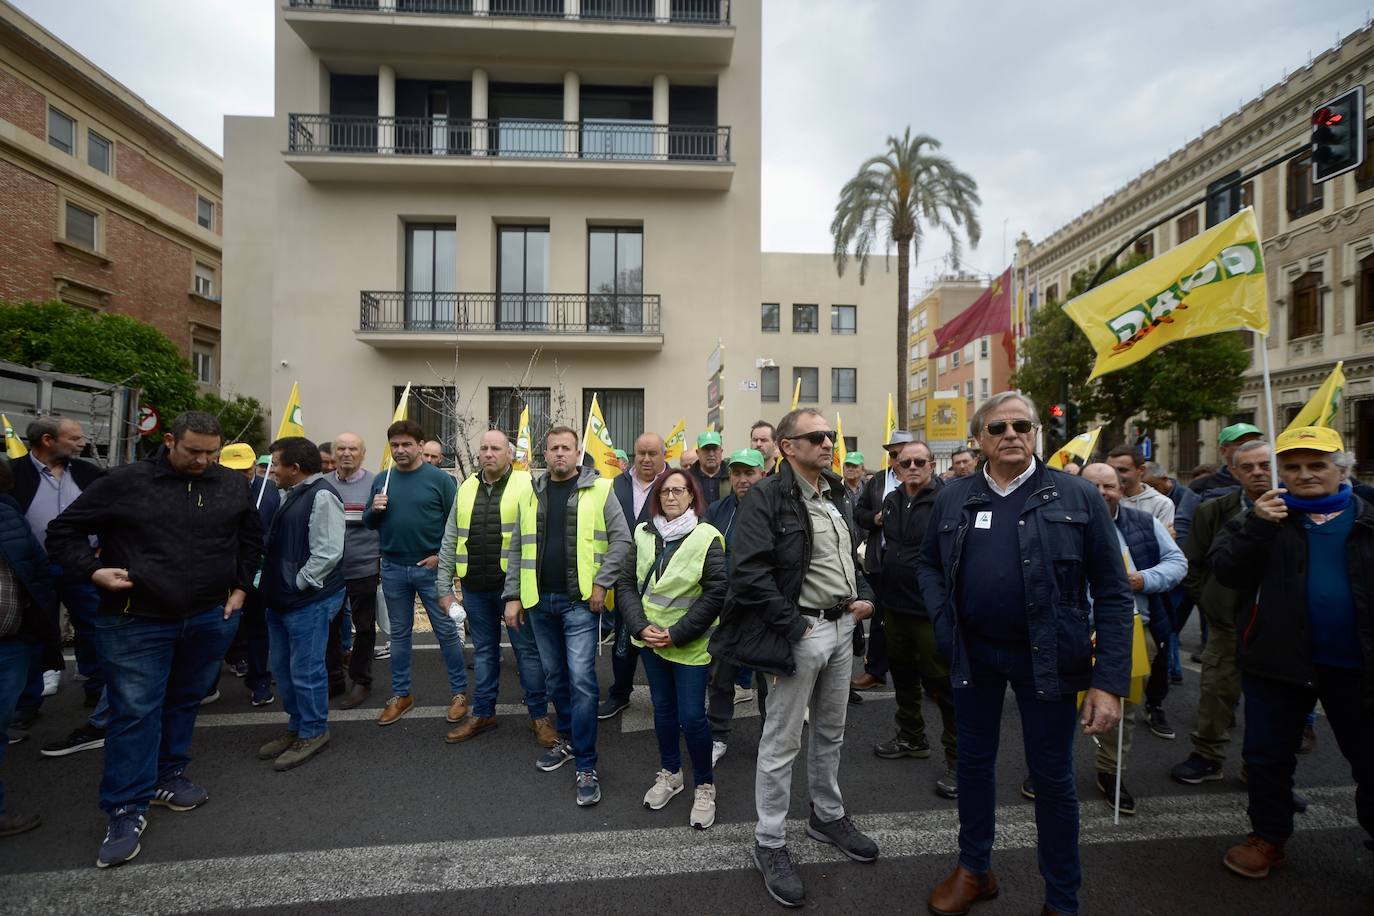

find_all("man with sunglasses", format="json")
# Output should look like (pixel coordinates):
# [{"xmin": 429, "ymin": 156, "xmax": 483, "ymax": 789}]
[
  {"xmin": 710, "ymin": 409, "xmax": 879, "ymax": 909},
  {"xmin": 917, "ymin": 391, "xmax": 1132, "ymax": 916}
]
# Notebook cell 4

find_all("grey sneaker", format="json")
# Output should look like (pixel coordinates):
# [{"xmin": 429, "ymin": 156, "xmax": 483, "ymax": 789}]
[
  {"xmin": 873, "ymin": 733, "xmax": 931, "ymax": 759},
  {"xmin": 711, "ymin": 740, "xmax": 727, "ymax": 766},
  {"xmin": 753, "ymin": 842, "xmax": 804, "ymax": 908},
  {"xmin": 935, "ymin": 766, "xmax": 958, "ymax": 799},
  {"xmin": 805, "ymin": 809, "xmax": 878, "ymax": 863},
  {"xmin": 257, "ymin": 731, "xmax": 298, "ymax": 761},
  {"xmin": 690, "ymin": 783, "xmax": 717, "ymax": 829},
  {"xmin": 576, "ymin": 769, "xmax": 601, "ymax": 806},
  {"xmin": 536, "ymin": 738, "xmax": 573, "ymax": 772},
  {"xmin": 273, "ymin": 732, "xmax": 331, "ymax": 771},
  {"xmin": 96, "ymin": 807, "xmax": 146, "ymax": 868},
  {"xmin": 151, "ymin": 772, "xmax": 208, "ymax": 811},
  {"xmin": 642, "ymin": 769, "xmax": 684, "ymax": 810}
]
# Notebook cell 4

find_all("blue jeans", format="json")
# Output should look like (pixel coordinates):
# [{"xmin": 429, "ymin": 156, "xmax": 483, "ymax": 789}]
[
  {"xmin": 380, "ymin": 558, "xmax": 468, "ymax": 698},
  {"xmin": 266, "ymin": 592, "xmax": 337, "ymax": 740},
  {"xmin": 18, "ymin": 565, "xmax": 110, "ymax": 728},
  {"xmin": 954, "ymin": 637, "xmax": 1081, "ymax": 915},
  {"xmin": 462, "ymin": 587, "xmax": 547, "ymax": 720},
  {"xmin": 640, "ymin": 649, "xmax": 713, "ymax": 786},
  {"xmin": 0, "ymin": 638, "xmax": 30, "ymax": 815},
  {"xmin": 93, "ymin": 606, "xmax": 237, "ymax": 814},
  {"xmin": 527, "ymin": 592, "xmax": 599, "ymax": 772}
]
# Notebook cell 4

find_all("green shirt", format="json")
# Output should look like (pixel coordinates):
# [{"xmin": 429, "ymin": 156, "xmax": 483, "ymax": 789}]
[
  {"xmin": 798, "ymin": 476, "xmax": 857, "ymax": 609},
  {"xmin": 362, "ymin": 463, "xmax": 457, "ymax": 564}
]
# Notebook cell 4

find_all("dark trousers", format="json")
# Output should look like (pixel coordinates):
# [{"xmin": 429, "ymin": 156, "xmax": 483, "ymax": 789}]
[
  {"xmin": 885, "ymin": 609, "xmax": 956, "ymax": 766},
  {"xmin": 333, "ymin": 575, "xmax": 378, "ymax": 690},
  {"xmin": 862, "ymin": 609, "xmax": 889, "ymax": 679},
  {"xmin": 19, "ymin": 566, "xmax": 104, "ymax": 711},
  {"xmin": 707, "ymin": 657, "xmax": 768, "ymax": 741},
  {"xmin": 219, "ymin": 590, "xmax": 270, "ymax": 693},
  {"xmin": 955, "ymin": 637, "xmax": 1081, "ymax": 915},
  {"xmin": 607, "ymin": 614, "xmax": 641, "ymax": 705},
  {"xmin": 1242, "ymin": 668, "xmax": 1373, "ymax": 846}
]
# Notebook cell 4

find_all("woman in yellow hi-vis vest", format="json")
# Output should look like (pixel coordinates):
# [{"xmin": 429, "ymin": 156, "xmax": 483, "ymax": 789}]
[{"xmin": 617, "ymin": 469, "xmax": 727, "ymax": 830}]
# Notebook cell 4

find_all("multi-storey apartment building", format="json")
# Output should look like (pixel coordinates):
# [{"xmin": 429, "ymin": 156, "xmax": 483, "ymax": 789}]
[
  {"xmin": 0, "ymin": 0, "xmax": 224, "ymax": 390},
  {"xmin": 225, "ymin": 0, "xmax": 765, "ymax": 463},
  {"xmin": 1026, "ymin": 25, "xmax": 1374, "ymax": 474}
]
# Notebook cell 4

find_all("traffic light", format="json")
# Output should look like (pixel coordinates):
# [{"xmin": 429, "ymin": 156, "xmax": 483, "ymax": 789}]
[
  {"xmin": 1048, "ymin": 403, "xmax": 1067, "ymax": 443},
  {"xmin": 1066, "ymin": 401, "xmax": 1080, "ymax": 437},
  {"xmin": 1311, "ymin": 86, "xmax": 1366, "ymax": 183}
]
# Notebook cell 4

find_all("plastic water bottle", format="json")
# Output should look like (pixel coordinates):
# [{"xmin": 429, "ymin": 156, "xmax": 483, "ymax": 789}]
[{"xmin": 448, "ymin": 601, "xmax": 467, "ymax": 643}]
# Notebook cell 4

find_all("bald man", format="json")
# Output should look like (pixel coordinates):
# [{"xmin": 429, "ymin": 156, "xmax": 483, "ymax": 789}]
[
  {"xmin": 422, "ymin": 440, "xmax": 445, "ymax": 468},
  {"xmin": 331, "ymin": 433, "xmax": 383, "ymax": 708}
]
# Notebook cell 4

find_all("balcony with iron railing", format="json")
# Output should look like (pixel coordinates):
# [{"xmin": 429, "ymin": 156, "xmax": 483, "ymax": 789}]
[
  {"xmin": 356, "ymin": 291, "xmax": 664, "ymax": 350},
  {"xmin": 284, "ymin": 114, "xmax": 734, "ymax": 189}
]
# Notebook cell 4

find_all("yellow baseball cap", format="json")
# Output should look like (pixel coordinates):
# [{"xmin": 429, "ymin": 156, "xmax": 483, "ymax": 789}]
[
  {"xmin": 1274, "ymin": 426, "xmax": 1344, "ymax": 455},
  {"xmin": 220, "ymin": 442, "xmax": 256, "ymax": 470}
]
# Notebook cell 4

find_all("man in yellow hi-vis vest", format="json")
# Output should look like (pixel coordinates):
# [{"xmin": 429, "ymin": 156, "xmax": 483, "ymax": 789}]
[
  {"xmin": 438, "ymin": 430, "xmax": 555, "ymax": 748},
  {"xmin": 503, "ymin": 425, "xmax": 632, "ymax": 808}
]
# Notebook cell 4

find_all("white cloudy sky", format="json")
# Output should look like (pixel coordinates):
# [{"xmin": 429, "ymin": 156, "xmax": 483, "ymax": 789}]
[{"xmin": 13, "ymin": 0, "xmax": 1363, "ymax": 288}]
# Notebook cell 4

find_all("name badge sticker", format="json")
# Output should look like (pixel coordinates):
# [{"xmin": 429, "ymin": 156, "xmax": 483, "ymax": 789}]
[
  {"xmin": 975, "ymin": 511, "xmax": 993, "ymax": 530},
  {"xmin": 825, "ymin": 502, "xmax": 842, "ymax": 519}
]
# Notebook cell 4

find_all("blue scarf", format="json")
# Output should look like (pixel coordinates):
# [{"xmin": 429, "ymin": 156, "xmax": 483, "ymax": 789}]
[{"xmin": 1279, "ymin": 482, "xmax": 1352, "ymax": 514}]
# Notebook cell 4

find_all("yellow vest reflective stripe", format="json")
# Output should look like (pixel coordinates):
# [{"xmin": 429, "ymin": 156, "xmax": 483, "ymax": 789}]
[
  {"xmin": 575, "ymin": 478, "xmax": 613, "ymax": 601},
  {"xmin": 452, "ymin": 469, "xmax": 534, "ymax": 580},
  {"xmin": 630, "ymin": 521, "xmax": 722, "ymax": 667}
]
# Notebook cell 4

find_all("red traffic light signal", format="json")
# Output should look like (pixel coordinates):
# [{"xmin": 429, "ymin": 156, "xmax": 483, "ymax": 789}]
[
  {"xmin": 1049, "ymin": 404, "xmax": 1065, "ymax": 418},
  {"xmin": 1311, "ymin": 86, "xmax": 1366, "ymax": 183},
  {"xmin": 1312, "ymin": 107, "xmax": 1344, "ymax": 129}
]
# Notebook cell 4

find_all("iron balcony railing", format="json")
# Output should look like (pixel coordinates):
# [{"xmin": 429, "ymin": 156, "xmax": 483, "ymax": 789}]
[
  {"xmin": 286, "ymin": 0, "xmax": 731, "ymax": 26},
  {"xmin": 360, "ymin": 291, "xmax": 662, "ymax": 335},
  {"xmin": 288, "ymin": 114, "xmax": 730, "ymax": 163}
]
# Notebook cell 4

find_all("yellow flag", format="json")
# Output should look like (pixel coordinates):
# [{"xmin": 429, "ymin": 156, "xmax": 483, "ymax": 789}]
[
  {"xmin": 2, "ymin": 414, "xmax": 26, "ymax": 459},
  {"xmin": 275, "ymin": 382, "xmax": 305, "ymax": 439},
  {"xmin": 664, "ymin": 418, "xmax": 686, "ymax": 462},
  {"xmin": 790, "ymin": 377, "xmax": 802, "ymax": 410},
  {"xmin": 378, "ymin": 382, "xmax": 412, "ymax": 472},
  {"xmin": 1047, "ymin": 427, "xmax": 1102, "ymax": 469},
  {"xmin": 583, "ymin": 394, "xmax": 619, "ymax": 478},
  {"xmin": 832, "ymin": 412, "xmax": 845, "ymax": 474},
  {"xmin": 1285, "ymin": 361, "xmax": 1344, "ymax": 432},
  {"xmin": 881, "ymin": 393, "xmax": 897, "ymax": 470},
  {"xmin": 513, "ymin": 405, "xmax": 532, "ymax": 470},
  {"xmin": 1063, "ymin": 208, "xmax": 1268, "ymax": 379},
  {"xmin": 1127, "ymin": 613, "xmax": 1150, "ymax": 705}
]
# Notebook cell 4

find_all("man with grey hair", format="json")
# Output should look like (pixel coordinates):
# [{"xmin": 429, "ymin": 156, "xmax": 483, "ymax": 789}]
[
  {"xmin": 918, "ymin": 390, "xmax": 1133, "ymax": 916},
  {"xmin": 330, "ymin": 432, "xmax": 383, "ymax": 709}
]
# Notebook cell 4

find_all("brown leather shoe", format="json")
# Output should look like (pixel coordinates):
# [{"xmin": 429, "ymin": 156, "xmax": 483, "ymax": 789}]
[
  {"xmin": 1223, "ymin": 834, "xmax": 1286, "ymax": 879},
  {"xmin": 928, "ymin": 864, "xmax": 998, "ymax": 916},
  {"xmin": 851, "ymin": 672, "xmax": 884, "ymax": 690},
  {"xmin": 377, "ymin": 695, "xmax": 414, "ymax": 726},
  {"xmin": 446, "ymin": 693, "xmax": 469, "ymax": 723},
  {"xmin": 446, "ymin": 715, "xmax": 497, "ymax": 744},
  {"xmin": 529, "ymin": 715, "xmax": 558, "ymax": 748},
  {"xmin": 340, "ymin": 684, "xmax": 370, "ymax": 710}
]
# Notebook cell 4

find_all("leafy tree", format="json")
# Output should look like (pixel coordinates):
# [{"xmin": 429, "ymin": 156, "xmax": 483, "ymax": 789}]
[
  {"xmin": 1014, "ymin": 260, "xmax": 1250, "ymax": 451},
  {"xmin": 831, "ymin": 128, "xmax": 981, "ymax": 419}
]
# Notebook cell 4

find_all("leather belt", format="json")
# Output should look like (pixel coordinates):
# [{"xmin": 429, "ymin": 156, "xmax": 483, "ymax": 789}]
[{"xmin": 800, "ymin": 602, "xmax": 848, "ymax": 621}]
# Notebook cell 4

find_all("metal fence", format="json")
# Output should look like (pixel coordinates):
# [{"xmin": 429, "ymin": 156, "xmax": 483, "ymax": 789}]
[
  {"xmin": 359, "ymin": 291, "xmax": 662, "ymax": 335},
  {"xmin": 286, "ymin": 0, "xmax": 731, "ymax": 25}
]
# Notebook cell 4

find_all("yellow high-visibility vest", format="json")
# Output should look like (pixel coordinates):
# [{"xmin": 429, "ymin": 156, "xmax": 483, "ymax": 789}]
[{"xmin": 629, "ymin": 521, "xmax": 723, "ymax": 667}]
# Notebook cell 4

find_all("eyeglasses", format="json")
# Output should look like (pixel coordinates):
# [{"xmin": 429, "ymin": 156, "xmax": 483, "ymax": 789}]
[
  {"xmin": 897, "ymin": 457, "xmax": 929, "ymax": 469},
  {"xmin": 984, "ymin": 419, "xmax": 1037, "ymax": 436},
  {"xmin": 784, "ymin": 430, "xmax": 837, "ymax": 446},
  {"xmin": 660, "ymin": 487, "xmax": 690, "ymax": 499}
]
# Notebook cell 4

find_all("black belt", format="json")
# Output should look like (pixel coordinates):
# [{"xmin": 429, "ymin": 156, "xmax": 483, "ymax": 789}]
[{"xmin": 800, "ymin": 601, "xmax": 848, "ymax": 621}]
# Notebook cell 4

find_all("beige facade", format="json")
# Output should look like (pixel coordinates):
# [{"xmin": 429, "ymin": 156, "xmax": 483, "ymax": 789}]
[
  {"xmin": 224, "ymin": 1, "xmax": 761, "ymax": 467},
  {"xmin": 1026, "ymin": 26, "xmax": 1374, "ymax": 475}
]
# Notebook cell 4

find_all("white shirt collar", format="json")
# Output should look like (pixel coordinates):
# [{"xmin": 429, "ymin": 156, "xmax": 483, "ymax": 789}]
[{"xmin": 983, "ymin": 460, "xmax": 1036, "ymax": 498}]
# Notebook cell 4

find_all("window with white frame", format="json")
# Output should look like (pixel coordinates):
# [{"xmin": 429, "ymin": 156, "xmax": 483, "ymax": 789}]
[
  {"xmin": 917, "ymin": 310, "xmax": 928, "ymax": 330},
  {"xmin": 192, "ymin": 345, "xmax": 216, "ymax": 384},
  {"xmin": 965, "ymin": 380, "xmax": 974, "ymax": 398},
  {"xmin": 979, "ymin": 338, "xmax": 989, "ymax": 359},
  {"xmin": 194, "ymin": 263, "xmax": 216, "ymax": 299},
  {"xmin": 980, "ymin": 378, "xmax": 989, "ymax": 400},
  {"xmin": 952, "ymin": 351, "xmax": 960, "ymax": 368}
]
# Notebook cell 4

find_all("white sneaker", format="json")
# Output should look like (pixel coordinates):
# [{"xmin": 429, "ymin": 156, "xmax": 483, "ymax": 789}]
[
  {"xmin": 690, "ymin": 783, "xmax": 717, "ymax": 829},
  {"xmin": 42, "ymin": 670, "xmax": 61, "ymax": 697},
  {"xmin": 733, "ymin": 686, "xmax": 756, "ymax": 705},
  {"xmin": 200, "ymin": 689, "xmax": 220, "ymax": 706},
  {"xmin": 374, "ymin": 642, "xmax": 391, "ymax": 660},
  {"xmin": 642, "ymin": 769, "xmax": 684, "ymax": 810},
  {"xmin": 711, "ymin": 740, "xmax": 727, "ymax": 766}
]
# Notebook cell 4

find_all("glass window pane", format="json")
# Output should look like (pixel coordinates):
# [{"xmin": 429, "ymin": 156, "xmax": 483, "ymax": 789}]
[
  {"xmin": 761, "ymin": 366, "xmax": 779, "ymax": 401},
  {"xmin": 795, "ymin": 367, "xmax": 818, "ymax": 401},
  {"xmin": 617, "ymin": 230, "xmax": 643, "ymax": 294},
  {"xmin": 588, "ymin": 231, "xmax": 616, "ymax": 294},
  {"xmin": 88, "ymin": 132, "xmax": 111, "ymax": 174},
  {"xmin": 499, "ymin": 229, "xmax": 525, "ymax": 293},
  {"xmin": 525, "ymin": 229, "xmax": 549, "ymax": 294},
  {"xmin": 434, "ymin": 228, "xmax": 456, "ymax": 290},
  {"xmin": 197, "ymin": 196, "xmax": 214, "ymax": 230},
  {"xmin": 409, "ymin": 228, "xmax": 434, "ymax": 292},
  {"xmin": 65, "ymin": 204, "xmax": 96, "ymax": 249},
  {"xmin": 48, "ymin": 108, "xmax": 74, "ymax": 154},
  {"xmin": 761, "ymin": 303, "xmax": 779, "ymax": 332}
]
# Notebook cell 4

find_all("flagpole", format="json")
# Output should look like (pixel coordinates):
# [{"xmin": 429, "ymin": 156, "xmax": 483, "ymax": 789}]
[
  {"xmin": 255, "ymin": 460, "xmax": 272, "ymax": 509},
  {"xmin": 1259, "ymin": 333, "xmax": 1279, "ymax": 490}
]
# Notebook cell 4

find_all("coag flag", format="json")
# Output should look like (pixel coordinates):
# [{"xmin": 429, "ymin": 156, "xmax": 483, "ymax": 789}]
[
  {"xmin": 583, "ymin": 394, "xmax": 620, "ymax": 478},
  {"xmin": 881, "ymin": 393, "xmax": 897, "ymax": 470},
  {"xmin": 790, "ymin": 377, "xmax": 802, "ymax": 410},
  {"xmin": 664, "ymin": 418, "xmax": 686, "ymax": 462},
  {"xmin": 832, "ymin": 412, "xmax": 845, "ymax": 474},
  {"xmin": 276, "ymin": 382, "xmax": 305, "ymax": 439},
  {"xmin": 1047, "ymin": 427, "xmax": 1102, "ymax": 470},
  {"xmin": 2, "ymin": 414, "xmax": 26, "ymax": 459},
  {"xmin": 1285, "ymin": 361, "xmax": 1344, "ymax": 432},
  {"xmin": 379, "ymin": 382, "xmax": 412, "ymax": 473},
  {"xmin": 1063, "ymin": 208, "xmax": 1268, "ymax": 379},
  {"xmin": 513, "ymin": 405, "xmax": 532, "ymax": 470}
]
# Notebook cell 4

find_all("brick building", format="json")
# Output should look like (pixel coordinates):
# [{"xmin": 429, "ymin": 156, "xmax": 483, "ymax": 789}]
[{"xmin": 0, "ymin": 1, "xmax": 224, "ymax": 391}]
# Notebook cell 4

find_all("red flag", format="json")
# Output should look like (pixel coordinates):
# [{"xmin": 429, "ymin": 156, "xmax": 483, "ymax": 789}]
[{"xmin": 931, "ymin": 267, "xmax": 1013, "ymax": 359}]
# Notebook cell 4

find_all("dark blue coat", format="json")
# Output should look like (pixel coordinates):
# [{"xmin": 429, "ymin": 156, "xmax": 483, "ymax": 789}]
[
  {"xmin": 916, "ymin": 458, "xmax": 1134, "ymax": 700},
  {"xmin": 0, "ymin": 493, "xmax": 58, "ymax": 643}
]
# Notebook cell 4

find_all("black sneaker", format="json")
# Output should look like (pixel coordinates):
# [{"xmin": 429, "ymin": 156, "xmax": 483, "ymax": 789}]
[
  {"xmin": 1146, "ymin": 705, "xmax": 1175, "ymax": 740},
  {"xmin": 231, "ymin": 660, "xmax": 249, "ymax": 678},
  {"xmin": 1095, "ymin": 771, "xmax": 1136, "ymax": 815},
  {"xmin": 1170, "ymin": 753, "xmax": 1224, "ymax": 785},
  {"xmin": 753, "ymin": 842, "xmax": 805, "ymax": 908},
  {"xmin": 575, "ymin": 769, "xmax": 601, "ymax": 806},
  {"xmin": 39, "ymin": 725, "xmax": 106, "ymax": 758},
  {"xmin": 96, "ymin": 807, "xmax": 146, "ymax": 868},
  {"xmin": 596, "ymin": 697, "xmax": 630, "ymax": 720},
  {"xmin": 934, "ymin": 766, "xmax": 958, "ymax": 799},
  {"xmin": 848, "ymin": 688, "xmax": 864, "ymax": 706},
  {"xmin": 1021, "ymin": 775, "xmax": 1036, "ymax": 800},
  {"xmin": 873, "ymin": 734, "xmax": 930, "ymax": 759},
  {"xmin": 536, "ymin": 738, "xmax": 573, "ymax": 772},
  {"xmin": 151, "ymin": 772, "xmax": 209, "ymax": 811},
  {"xmin": 805, "ymin": 809, "xmax": 878, "ymax": 863}
]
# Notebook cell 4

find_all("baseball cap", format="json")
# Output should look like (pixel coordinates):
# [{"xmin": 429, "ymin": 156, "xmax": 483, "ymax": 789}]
[
  {"xmin": 1274, "ymin": 426, "xmax": 1344, "ymax": 455},
  {"xmin": 727, "ymin": 448, "xmax": 764, "ymax": 469},
  {"xmin": 697, "ymin": 431, "xmax": 723, "ymax": 448},
  {"xmin": 220, "ymin": 443, "xmax": 256, "ymax": 470},
  {"xmin": 1218, "ymin": 423, "xmax": 1263, "ymax": 445},
  {"xmin": 884, "ymin": 430, "xmax": 914, "ymax": 449},
  {"xmin": 844, "ymin": 451, "xmax": 865, "ymax": 466},
  {"xmin": 613, "ymin": 448, "xmax": 628, "ymax": 463},
  {"xmin": 257, "ymin": 454, "xmax": 272, "ymax": 467}
]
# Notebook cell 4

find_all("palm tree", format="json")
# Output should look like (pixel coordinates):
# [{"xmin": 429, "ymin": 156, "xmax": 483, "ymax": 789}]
[{"xmin": 831, "ymin": 128, "xmax": 981, "ymax": 422}]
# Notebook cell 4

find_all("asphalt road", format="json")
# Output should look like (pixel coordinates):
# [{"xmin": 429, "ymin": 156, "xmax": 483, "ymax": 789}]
[{"xmin": 1, "ymin": 617, "xmax": 1370, "ymax": 916}]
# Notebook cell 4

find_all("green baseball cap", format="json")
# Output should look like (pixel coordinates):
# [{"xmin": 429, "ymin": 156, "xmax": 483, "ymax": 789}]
[
  {"xmin": 726, "ymin": 448, "xmax": 764, "ymax": 469},
  {"xmin": 613, "ymin": 448, "xmax": 628, "ymax": 463},
  {"xmin": 697, "ymin": 431, "xmax": 723, "ymax": 448},
  {"xmin": 1218, "ymin": 422, "xmax": 1262, "ymax": 445},
  {"xmin": 844, "ymin": 451, "xmax": 865, "ymax": 466},
  {"xmin": 256, "ymin": 454, "xmax": 272, "ymax": 466}
]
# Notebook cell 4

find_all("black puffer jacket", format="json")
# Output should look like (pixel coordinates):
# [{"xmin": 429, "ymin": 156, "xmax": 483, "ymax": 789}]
[
  {"xmin": 878, "ymin": 477, "xmax": 941, "ymax": 615},
  {"xmin": 708, "ymin": 460, "xmax": 876, "ymax": 676},
  {"xmin": 46, "ymin": 450, "xmax": 263, "ymax": 619},
  {"xmin": 0, "ymin": 494, "xmax": 58, "ymax": 644}
]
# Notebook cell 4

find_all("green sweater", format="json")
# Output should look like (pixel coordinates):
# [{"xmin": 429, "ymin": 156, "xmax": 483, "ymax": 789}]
[{"xmin": 362, "ymin": 463, "xmax": 457, "ymax": 564}]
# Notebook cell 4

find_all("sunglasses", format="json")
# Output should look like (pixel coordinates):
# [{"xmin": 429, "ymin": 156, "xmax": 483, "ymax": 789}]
[
  {"xmin": 785, "ymin": 430, "xmax": 837, "ymax": 446},
  {"xmin": 984, "ymin": 419, "xmax": 1036, "ymax": 436},
  {"xmin": 897, "ymin": 457, "xmax": 929, "ymax": 469}
]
